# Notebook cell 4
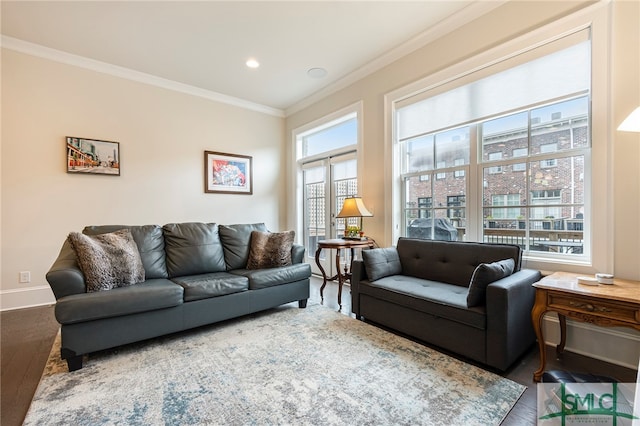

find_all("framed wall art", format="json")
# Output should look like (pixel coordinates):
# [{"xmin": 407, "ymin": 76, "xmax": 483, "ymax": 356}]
[
  {"xmin": 67, "ymin": 137, "xmax": 120, "ymax": 176},
  {"xmin": 204, "ymin": 151, "xmax": 252, "ymax": 194}
]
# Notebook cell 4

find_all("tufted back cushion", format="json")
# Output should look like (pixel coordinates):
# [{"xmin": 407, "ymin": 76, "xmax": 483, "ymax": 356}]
[{"xmin": 396, "ymin": 238, "xmax": 522, "ymax": 287}]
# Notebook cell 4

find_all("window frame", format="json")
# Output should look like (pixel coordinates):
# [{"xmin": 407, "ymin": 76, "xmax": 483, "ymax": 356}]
[{"xmin": 385, "ymin": 4, "xmax": 612, "ymax": 273}]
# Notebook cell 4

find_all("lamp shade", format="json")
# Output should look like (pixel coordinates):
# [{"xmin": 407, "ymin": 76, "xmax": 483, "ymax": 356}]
[
  {"xmin": 618, "ymin": 106, "xmax": 640, "ymax": 132},
  {"xmin": 336, "ymin": 197, "xmax": 373, "ymax": 218}
]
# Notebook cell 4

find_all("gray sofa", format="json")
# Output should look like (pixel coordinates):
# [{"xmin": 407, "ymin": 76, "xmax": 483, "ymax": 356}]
[
  {"xmin": 46, "ymin": 222, "xmax": 311, "ymax": 371},
  {"xmin": 351, "ymin": 238, "xmax": 541, "ymax": 371}
]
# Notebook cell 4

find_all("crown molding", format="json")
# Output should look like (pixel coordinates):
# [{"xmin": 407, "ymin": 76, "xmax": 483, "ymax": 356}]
[
  {"xmin": 1, "ymin": 35, "xmax": 285, "ymax": 118},
  {"xmin": 285, "ymin": 1, "xmax": 506, "ymax": 117}
]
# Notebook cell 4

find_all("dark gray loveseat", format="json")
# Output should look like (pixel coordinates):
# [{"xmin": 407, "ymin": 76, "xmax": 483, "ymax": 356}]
[
  {"xmin": 46, "ymin": 222, "xmax": 311, "ymax": 371},
  {"xmin": 351, "ymin": 238, "xmax": 541, "ymax": 371}
]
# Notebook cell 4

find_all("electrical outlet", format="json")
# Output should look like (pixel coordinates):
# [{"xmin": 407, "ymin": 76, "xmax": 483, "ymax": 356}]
[{"xmin": 19, "ymin": 271, "xmax": 31, "ymax": 283}]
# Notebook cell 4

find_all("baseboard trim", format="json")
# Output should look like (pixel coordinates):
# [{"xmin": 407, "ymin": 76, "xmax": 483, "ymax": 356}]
[
  {"xmin": 1, "ymin": 286, "xmax": 55, "ymax": 311},
  {"xmin": 542, "ymin": 315, "xmax": 640, "ymax": 370}
]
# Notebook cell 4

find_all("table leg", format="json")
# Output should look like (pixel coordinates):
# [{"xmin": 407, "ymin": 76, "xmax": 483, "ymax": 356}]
[
  {"xmin": 335, "ymin": 248, "xmax": 343, "ymax": 310},
  {"xmin": 315, "ymin": 246, "xmax": 328, "ymax": 303},
  {"xmin": 531, "ymin": 291, "xmax": 548, "ymax": 382},
  {"xmin": 556, "ymin": 314, "xmax": 567, "ymax": 356}
]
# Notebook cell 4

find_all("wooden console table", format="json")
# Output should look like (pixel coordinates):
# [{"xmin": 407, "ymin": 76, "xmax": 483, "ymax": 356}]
[
  {"xmin": 531, "ymin": 271, "xmax": 640, "ymax": 382},
  {"xmin": 315, "ymin": 238, "xmax": 374, "ymax": 310}
]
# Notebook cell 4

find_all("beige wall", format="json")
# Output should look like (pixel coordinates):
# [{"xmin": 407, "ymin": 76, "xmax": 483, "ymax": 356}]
[
  {"xmin": 1, "ymin": 49, "xmax": 286, "ymax": 309},
  {"xmin": 286, "ymin": 0, "xmax": 640, "ymax": 281},
  {"xmin": 612, "ymin": 0, "xmax": 640, "ymax": 280}
]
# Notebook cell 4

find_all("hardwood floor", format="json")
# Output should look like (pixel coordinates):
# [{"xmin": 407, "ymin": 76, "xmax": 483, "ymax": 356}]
[
  {"xmin": 1, "ymin": 276, "xmax": 637, "ymax": 425},
  {"xmin": 1, "ymin": 304, "xmax": 59, "ymax": 426}
]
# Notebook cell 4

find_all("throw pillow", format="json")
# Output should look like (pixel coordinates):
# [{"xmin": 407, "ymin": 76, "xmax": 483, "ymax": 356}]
[
  {"xmin": 362, "ymin": 247, "xmax": 402, "ymax": 281},
  {"xmin": 466, "ymin": 258, "xmax": 515, "ymax": 307},
  {"xmin": 68, "ymin": 229, "xmax": 146, "ymax": 292},
  {"xmin": 246, "ymin": 230, "xmax": 295, "ymax": 270}
]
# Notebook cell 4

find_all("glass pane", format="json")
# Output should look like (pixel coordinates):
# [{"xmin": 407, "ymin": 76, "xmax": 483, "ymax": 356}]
[
  {"xmin": 304, "ymin": 171, "xmax": 325, "ymax": 259},
  {"xmin": 405, "ymin": 175, "xmax": 432, "ymax": 237},
  {"xmin": 435, "ymin": 127, "xmax": 470, "ymax": 168},
  {"xmin": 529, "ymin": 155, "xmax": 584, "ymax": 205},
  {"xmin": 483, "ymin": 166, "xmax": 527, "ymax": 210},
  {"xmin": 402, "ymin": 134, "xmax": 434, "ymax": 173},
  {"xmin": 302, "ymin": 117, "xmax": 357, "ymax": 157},
  {"xmin": 530, "ymin": 96, "xmax": 589, "ymax": 154},
  {"xmin": 405, "ymin": 173, "xmax": 461, "ymax": 241},
  {"xmin": 335, "ymin": 176, "xmax": 358, "ymax": 238},
  {"xmin": 481, "ymin": 111, "xmax": 528, "ymax": 161}
]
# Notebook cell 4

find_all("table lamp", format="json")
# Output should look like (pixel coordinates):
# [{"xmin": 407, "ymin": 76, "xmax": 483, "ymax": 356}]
[{"xmin": 336, "ymin": 196, "xmax": 373, "ymax": 239}]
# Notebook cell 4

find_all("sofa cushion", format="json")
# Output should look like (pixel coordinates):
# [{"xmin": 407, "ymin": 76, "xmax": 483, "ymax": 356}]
[
  {"xmin": 362, "ymin": 247, "xmax": 402, "ymax": 281},
  {"xmin": 362, "ymin": 276, "xmax": 486, "ymax": 330},
  {"xmin": 246, "ymin": 230, "xmax": 295, "ymax": 269},
  {"xmin": 466, "ymin": 258, "xmax": 515, "ymax": 307},
  {"xmin": 68, "ymin": 229, "xmax": 146, "ymax": 292},
  {"xmin": 219, "ymin": 223, "xmax": 268, "ymax": 270},
  {"xmin": 396, "ymin": 238, "xmax": 521, "ymax": 287},
  {"xmin": 54, "ymin": 279, "xmax": 183, "ymax": 324},
  {"xmin": 163, "ymin": 223, "xmax": 226, "ymax": 277},
  {"xmin": 83, "ymin": 224, "xmax": 168, "ymax": 279},
  {"xmin": 231, "ymin": 263, "xmax": 311, "ymax": 290},
  {"xmin": 171, "ymin": 272, "xmax": 249, "ymax": 302}
]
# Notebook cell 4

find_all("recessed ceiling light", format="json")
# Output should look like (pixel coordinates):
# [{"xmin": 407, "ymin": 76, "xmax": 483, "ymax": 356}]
[
  {"xmin": 307, "ymin": 67, "xmax": 327, "ymax": 79},
  {"xmin": 246, "ymin": 58, "xmax": 260, "ymax": 69}
]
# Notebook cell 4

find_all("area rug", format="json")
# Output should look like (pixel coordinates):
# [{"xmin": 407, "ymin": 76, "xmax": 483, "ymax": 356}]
[{"xmin": 25, "ymin": 304, "xmax": 525, "ymax": 425}]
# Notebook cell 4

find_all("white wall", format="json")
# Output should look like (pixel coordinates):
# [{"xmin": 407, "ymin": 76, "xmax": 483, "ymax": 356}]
[
  {"xmin": 286, "ymin": 0, "xmax": 640, "ymax": 368},
  {"xmin": 1, "ymin": 48, "xmax": 286, "ymax": 310}
]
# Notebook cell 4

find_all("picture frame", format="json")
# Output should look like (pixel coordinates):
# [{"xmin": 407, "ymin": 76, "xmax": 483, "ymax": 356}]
[
  {"xmin": 204, "ymin": 151, "xmax": 253, "ymax": 194},
  {"xmin": 67, "ymin": 137, "xmax": 120, "ymax": 176}
]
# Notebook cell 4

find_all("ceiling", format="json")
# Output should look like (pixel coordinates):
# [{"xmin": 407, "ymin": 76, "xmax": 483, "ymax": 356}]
[{"xmin": 1, "ymin": 1, "xmax": 496, "ymax": 115}]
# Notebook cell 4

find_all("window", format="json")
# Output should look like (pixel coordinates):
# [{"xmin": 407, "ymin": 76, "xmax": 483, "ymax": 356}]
[
  {"xmin": 295, "ymin": 103, "xmax": 362, "ymax": 277},
  {"xmin": 491, "ymin": 194, "xmax": 521, "ymax": 219},
  {"xmin": 300, "ymin": 116, "xmax": 357, "ymax": 158},
  {"xmin": 539, "ymin": 143, "xmax": 558, "ymax": 168},
  {"xmin": 394, "ymin": 28, "xmax": 591, "ymax": 261},
  {"xmin": 418, "ymin": 197, "xmax": 432, "ymax": 218},
  {"xmin": 454, "ymin": 158, "xmax": 465, "ymax": 177},
  {"xmin": 487, "ymin": 152, "xmax": 503, "ymax": 174},
  {"xmin": 447, "ymin": 195, "xmax": 465, "ymax": 222},
  {"xmin": 512, "ymin": 148, "xmax": 527, "ymax": 171}
]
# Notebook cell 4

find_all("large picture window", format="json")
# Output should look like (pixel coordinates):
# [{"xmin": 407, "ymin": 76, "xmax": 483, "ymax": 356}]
[{"xmin": 395, "ymin": 29, "xmax": 591, "ymax": 261}]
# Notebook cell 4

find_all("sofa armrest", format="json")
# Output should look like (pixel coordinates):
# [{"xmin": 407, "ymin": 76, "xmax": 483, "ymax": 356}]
[
  {"xmin": 485, "ymin": 268, "xmax": 541, "ymax": 370},
  {"xmin": 350, "ymin": 260, "xmax": 368, "ymax": 316},
  {"xmin": 45, "ymin": 239, "xmax": 86, "ymax": 300},
  {"xmin": 291, "ymin": 244, "xmax": 305, "ymax": 264}
]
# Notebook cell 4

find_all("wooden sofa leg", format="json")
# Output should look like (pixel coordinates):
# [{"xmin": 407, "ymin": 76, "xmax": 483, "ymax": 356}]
[
  {"xmin": 298, "ymin": 299, "xmax": 308, "ymax": 308},
  {"xmin": 61, "ymin": 348, "xmax": 83, "ymax": 371}
]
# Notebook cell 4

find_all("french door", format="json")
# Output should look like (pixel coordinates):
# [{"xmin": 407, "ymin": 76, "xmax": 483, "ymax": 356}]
[{"xmin": 302, "ymin": 153, "xmax": 358, "ymax": 276}]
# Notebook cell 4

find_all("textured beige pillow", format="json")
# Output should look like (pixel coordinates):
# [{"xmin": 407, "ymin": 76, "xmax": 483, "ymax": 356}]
[
  {"xmin": 246, "ymin": 230, "xmax": 295, "ymax": 270},
  {"xmin": 68, "ymin": 229, "xmax": 146, "ymax": 292}
]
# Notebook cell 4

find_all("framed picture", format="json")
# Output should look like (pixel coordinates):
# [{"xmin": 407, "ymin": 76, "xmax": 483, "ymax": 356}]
[
  {"xmin": 67, "ymin": 137, "xmax": 120, "ymax": 176},
  {"xmin": 204, "ymin": 151, "xmax": 252, "ymax": 194}
]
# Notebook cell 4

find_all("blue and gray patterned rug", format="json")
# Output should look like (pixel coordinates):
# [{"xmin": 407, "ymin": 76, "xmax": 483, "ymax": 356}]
[{"xmin": 25, "ymin": 304, "xmax": 525, "ymax": 425}]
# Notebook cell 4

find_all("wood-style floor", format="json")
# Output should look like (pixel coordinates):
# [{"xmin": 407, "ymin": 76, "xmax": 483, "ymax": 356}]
[{"xmin": 2, "ymin": 276, "xmax": 637, "ymax": 426}]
